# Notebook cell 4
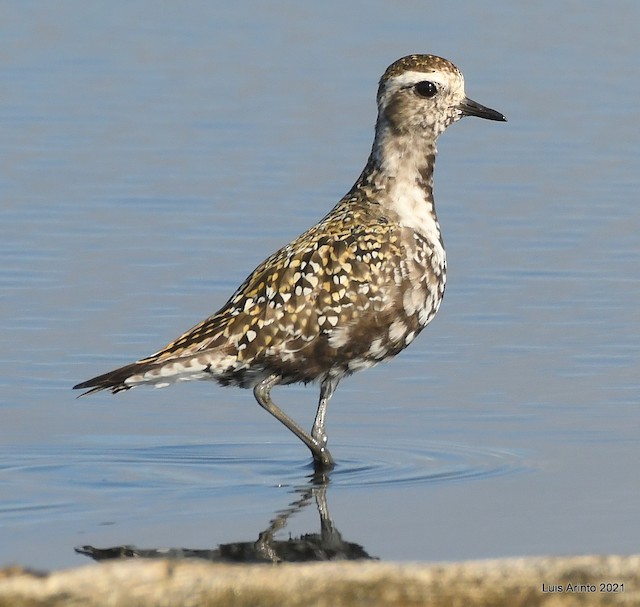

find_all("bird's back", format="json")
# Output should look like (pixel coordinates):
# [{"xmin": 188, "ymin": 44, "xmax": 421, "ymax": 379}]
[{"xmin": 76, "ymin": 184, "xmax": 445, "ymax": 394}]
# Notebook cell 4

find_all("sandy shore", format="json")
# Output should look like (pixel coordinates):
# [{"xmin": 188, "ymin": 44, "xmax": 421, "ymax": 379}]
[{"xmin": 0, "ymin": 555, "xmax": 637, "ymax": 606}]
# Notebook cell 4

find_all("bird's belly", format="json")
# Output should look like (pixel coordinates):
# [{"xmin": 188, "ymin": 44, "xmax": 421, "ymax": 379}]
[{"xmin": 301, "ymin": 277, "xmax": 444, "ymax": 380}]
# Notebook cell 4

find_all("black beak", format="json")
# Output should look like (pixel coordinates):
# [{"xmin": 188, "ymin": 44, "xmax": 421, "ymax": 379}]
[{"xmin": 459, "ymin": 97, "xmax": 507, "ymax": 122}]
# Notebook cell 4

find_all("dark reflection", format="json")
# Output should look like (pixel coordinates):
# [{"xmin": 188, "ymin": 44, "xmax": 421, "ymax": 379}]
[{"xmin": 76, "ymin": 471, "xmax": 376, "ymax": 563}]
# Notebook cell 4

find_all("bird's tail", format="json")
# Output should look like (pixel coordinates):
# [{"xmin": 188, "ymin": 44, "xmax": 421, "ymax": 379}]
[
  {"xmin": 73, "ymin": 351, "xmax": 227, "ymax": 396},
  {"xmin": 73, "ymin": 361, "xmax": 152, "ymax": 396}
]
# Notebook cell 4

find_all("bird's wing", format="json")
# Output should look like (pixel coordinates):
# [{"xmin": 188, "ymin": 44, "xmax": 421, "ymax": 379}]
[{"xmin": 140, "ymin": 214, "xmax": 403, "ymax": 362}]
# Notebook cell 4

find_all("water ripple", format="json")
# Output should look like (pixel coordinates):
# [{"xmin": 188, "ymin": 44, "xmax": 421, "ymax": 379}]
[
  {"xmin": 332, "ymin": 441, "xmax": 526, "ymax": 487},
  {"xmin": 0, "ymin": 439, "xmax": 527, "ymax": 504}
]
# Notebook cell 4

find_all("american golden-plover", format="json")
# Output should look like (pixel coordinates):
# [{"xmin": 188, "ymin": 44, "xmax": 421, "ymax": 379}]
[{"xmin": 74, "ymin": 54, "xmax": 506, "ymax": 469}]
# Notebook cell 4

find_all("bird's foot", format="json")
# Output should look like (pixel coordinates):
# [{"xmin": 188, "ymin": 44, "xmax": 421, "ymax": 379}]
[{"xmin": 312, "ymin": 445, "xmax": 335, "ymax": 471}]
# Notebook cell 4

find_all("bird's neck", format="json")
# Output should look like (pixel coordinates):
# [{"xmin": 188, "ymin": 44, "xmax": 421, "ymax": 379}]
[{"xmin": 356, "ymin": 120, "xmax": 441, "ymax": 237}]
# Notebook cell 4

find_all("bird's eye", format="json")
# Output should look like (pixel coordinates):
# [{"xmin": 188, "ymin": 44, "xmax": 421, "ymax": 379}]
[{"xmin": 414, "ymin": 81, "xmax": 438, "ymax": 98}]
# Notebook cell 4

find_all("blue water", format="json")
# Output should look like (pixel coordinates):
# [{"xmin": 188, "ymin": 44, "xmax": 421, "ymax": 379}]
[{"xmin": 1, "ymin": 2, "xmax": 639, "ymax": 569}]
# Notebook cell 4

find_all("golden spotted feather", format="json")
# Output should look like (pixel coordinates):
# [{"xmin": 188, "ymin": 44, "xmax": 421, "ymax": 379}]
[{"xmin": 102, "ymin": 193, "xmax": 442, "ymax": 391}]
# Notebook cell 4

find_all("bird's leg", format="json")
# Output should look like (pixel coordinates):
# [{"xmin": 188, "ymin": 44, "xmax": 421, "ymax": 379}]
[
  {"xmin": 254, "ymin": 374, "xmax": 334, "ymax": 469},
  {"xmin": 310, "ymin": 377, "xmax": 339, "ymax": 469}
]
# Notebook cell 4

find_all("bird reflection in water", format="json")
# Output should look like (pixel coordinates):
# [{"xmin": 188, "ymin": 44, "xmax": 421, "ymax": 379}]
[{"xmin": 76, "ymin": 472, "xmax": 375, "ymax": 563}]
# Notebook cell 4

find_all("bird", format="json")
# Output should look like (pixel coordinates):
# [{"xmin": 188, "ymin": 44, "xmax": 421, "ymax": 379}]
[{"xmin": 74, "ymin": 54, "xmax": 506, "ymax": 470}]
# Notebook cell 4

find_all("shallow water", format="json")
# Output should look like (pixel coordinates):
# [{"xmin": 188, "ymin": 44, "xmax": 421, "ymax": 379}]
[{"xmin": 1, "ymin": 2, "xmax": 639, "ymax": 569}]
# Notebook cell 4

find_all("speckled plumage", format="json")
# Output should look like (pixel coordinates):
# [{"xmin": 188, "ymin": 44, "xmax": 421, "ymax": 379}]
[{"xmin": 74, "ymin": 54, "xmax": 506, "ymax": 469}]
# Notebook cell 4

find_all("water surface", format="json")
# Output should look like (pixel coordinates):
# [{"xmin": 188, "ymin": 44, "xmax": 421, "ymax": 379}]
[{"xmin": 1, "ymin": 2, "xmax": 639, "ymax": 569}]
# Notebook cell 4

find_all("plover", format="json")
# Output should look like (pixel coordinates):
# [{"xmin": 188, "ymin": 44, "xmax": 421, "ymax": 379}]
[{"xmin": 74, "ymin": 54, "xmax": 506, "ymax": 469}]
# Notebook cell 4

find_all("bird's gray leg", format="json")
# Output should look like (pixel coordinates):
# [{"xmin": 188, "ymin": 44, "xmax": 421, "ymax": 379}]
[
  {"xmin": 310, "ymin": 377, "xmax": 339, "ymax": 466},
  {"xmin": 254, "ymin": 374, "xmax": 334, "ymax": 469}
]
